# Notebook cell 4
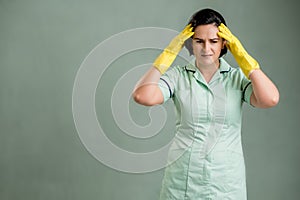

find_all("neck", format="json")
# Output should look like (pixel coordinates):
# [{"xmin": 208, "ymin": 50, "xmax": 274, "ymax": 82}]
[{"xmin": 196, "ymin": 60, "xmax": 220, "ymax": 83}]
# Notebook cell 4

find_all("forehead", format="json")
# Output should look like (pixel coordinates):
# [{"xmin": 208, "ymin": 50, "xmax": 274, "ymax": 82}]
[{"xmin": 193, "ymin": 24, "xmax": 219, "ymax": 38}]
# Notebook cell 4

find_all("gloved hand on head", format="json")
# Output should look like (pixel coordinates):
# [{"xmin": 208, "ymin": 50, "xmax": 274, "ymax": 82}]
[
  {"xmin": 153, "ymin": 24, "xmax": 194, "ymax": 74},
  {"xmin": 217, "ymin": 23, "xmax": 260, "ymax": 79}
]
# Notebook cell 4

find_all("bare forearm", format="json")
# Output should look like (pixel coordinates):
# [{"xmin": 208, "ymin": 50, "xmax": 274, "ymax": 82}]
[
  {"xmin": 132, "ymin": 66, "xmax": 163, "ymax": 106},
  {"xmin": 132, "ymin": 25, "xmax": 193, "ymax": 106},
  {"xmin": 249, "ymin": 69, "xmax": 280, "ymax": 108}
]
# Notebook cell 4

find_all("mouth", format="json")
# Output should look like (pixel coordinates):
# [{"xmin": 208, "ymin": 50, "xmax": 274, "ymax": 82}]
[{"xmin": 201, "ymin": 54, "xmax": 213, "ymax": 57}]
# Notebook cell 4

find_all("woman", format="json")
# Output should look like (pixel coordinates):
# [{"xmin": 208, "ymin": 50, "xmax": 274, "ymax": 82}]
[{"xmin": 133, "ymin": 8, "xmax": 279, "ymax": 199}]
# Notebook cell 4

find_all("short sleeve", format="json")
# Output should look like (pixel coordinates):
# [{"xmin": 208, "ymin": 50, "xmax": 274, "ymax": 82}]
[
  {"xmin": 158, "ymin": 67, "xmax": 180, "ymax": 103},
  {"xmin": 241, "ymin": 73, "xmax": 253, "ymax": 104}
]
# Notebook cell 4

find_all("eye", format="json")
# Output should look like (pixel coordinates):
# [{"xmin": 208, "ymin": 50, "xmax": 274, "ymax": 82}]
[{"xmin": 194, "ymin": 40, "xmax": 203, "ymax": 43}]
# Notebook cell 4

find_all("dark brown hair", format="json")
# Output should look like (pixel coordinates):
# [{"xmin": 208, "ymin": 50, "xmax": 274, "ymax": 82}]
[{"xmin": 184, "ymin": 8, "xmax": 227, "ymax": 57}]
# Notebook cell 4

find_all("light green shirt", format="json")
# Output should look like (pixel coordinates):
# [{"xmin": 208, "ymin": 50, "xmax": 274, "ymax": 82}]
[{"xmin": 158, "ymin": 58, "xmax": 252, "ymax": 200}]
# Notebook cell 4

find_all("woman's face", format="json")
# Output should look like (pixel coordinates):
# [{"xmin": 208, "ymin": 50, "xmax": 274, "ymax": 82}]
[{"xmin": 192, "ymin": 24, "xmax": 225, "ymax": 67}]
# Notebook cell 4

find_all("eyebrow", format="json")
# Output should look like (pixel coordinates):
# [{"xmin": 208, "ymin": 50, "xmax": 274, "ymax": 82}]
[{"xmin": 193, "ymin": 37, "xmax": 220, "ymax": 40}]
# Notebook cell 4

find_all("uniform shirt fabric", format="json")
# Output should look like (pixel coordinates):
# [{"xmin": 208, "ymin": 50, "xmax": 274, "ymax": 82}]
[{"xmin": 158, "ymin": 58, "xmax": 253, "ymax": 200}]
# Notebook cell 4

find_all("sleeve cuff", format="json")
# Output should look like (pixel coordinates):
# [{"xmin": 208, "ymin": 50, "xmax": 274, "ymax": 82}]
[
  {"xmin": 243, "ymin": 82, "xmax": 253, "ymax": 104},
  {"xmin": 158, "ymin": 78, "xmax": 172, "ymax": 103}
]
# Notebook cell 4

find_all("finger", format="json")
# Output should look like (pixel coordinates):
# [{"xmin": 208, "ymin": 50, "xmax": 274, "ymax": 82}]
[
  {"xmin": 182, "ymin": 24, "xmax": 192, "ymax": 32},
  {"xmin": 217, "ymin": 31, "xmax": 230, "ymax": 42},
  {"xmin": 185, "ymin": 31, "xmax": 194, "ymax": 39},
  {"xmin": 219, "ymin": 23, "xmax": 228, "ymax": 31},
  {"xmin": 187, "ymin": 31, "xmax": 194, "ymax": 37},
  {"xmin": 183, "ymin": 25, "xmax": 193, "ymax": 34},
  {"xmin": 185, "ymin": 23, "xmax": 192, "ymax": 29},
  {"xmin": 182, "ymin": 27, "xmax": 194, "ymax": 38},
  {"xmin": 218, "ymin": 23, "xmax": 231, "ymax": 35}
]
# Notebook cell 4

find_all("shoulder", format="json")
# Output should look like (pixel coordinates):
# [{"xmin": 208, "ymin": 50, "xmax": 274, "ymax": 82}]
[
  {"xmin": 220, "ymin": 58, "xmax": 247, "ymax": 80},
  {"xmin": 163, "ymin": 64, "xmax": 192, "ymax": 79},
  {"xmin": 166, "ymin": 64, "xmax": 188, "ymax": 73},
  {"xmin": 219, "ymin": 58, "xmax": 251, "ymax": 91}
]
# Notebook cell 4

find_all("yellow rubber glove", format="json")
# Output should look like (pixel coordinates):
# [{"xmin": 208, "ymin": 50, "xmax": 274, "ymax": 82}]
[
  {"xmin": 217, "ymin": 23, "xmax": 260, "ymax": 79},
  {"xmin": 153, "ymin": 24, "xmax": 194, "ymax": 74}
]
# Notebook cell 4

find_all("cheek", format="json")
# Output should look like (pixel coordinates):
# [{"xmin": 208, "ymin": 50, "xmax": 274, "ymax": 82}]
[
  {"xmin": 191, "ymin": 43, "xmax": 197, "ymax": 54},
  {"xmin": 215, "ymin": 44, "xmax": 224, "ymax": 57},
  {"xmin": 192, "ymin": 43, "xmax": 201, "ymax": 53},
  {"xmin": 214, "ymin": 43, "xmax": 223, "ymax": 52},
  {"xmin": 192, "ymin": 46, "xmax": 202, "ymax": 57}
]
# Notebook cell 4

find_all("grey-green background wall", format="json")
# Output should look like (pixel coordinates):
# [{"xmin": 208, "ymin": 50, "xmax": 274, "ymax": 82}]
[{"xmin": 1, "ymin": 0, "xmax": 299, "ymax": 199}]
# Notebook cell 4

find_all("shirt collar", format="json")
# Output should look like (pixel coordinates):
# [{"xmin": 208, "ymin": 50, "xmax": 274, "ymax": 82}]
[
  {"xmin": 219, "ymin": 57, "xmax": 232, "ymax": 73},
  {"xmin": 184, "ymin": 57, "xmax": 232, "ymax": 85},
  {"xmin": 184, "ymin": 57, "xmax": 232, "ymax": 74}
]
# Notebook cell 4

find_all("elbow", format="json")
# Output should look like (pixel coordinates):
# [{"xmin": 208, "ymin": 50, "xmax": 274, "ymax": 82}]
[
  {"xmin": 132, "ymin": 85, "xmax": 164, "ymax": 106},
  {"xmin": 132, "ymin": 90, "xmax": 157, "ymax": 106},
  {"xmin": 260, "ymin": 93, "xmax": 280, "ymax": 108},
  {"xmin": 132, "ymin": 91, "xmax": 144, "ymax": 104},
  {"xmin": 268, "ymin": 89, "xmax": 280, "ymax": 107},
  {"xmin": 270, "ymin": 93, "xmax": 280, "ymax": 107}
]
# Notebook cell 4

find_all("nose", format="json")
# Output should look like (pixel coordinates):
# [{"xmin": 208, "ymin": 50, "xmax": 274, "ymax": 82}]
[{"xmin": 203, "ymin": 42, "xmax": 210, "ymax": 52}]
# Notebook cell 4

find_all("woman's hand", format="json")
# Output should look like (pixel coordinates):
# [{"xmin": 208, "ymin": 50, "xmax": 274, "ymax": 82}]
[
  {"xmin": 217, "ymin": 23, "xmax": 259, "ymax": 79},
  {"xmin": 218, "ymin": 23, "xmax": 279, "ymax": 108},
  {"xmin": 133, "ymin": 24, "xmax": 193, "ymax": 106},
  {"xmin": 153, "ymin": 24, "xmax": 194, "ymax": 74}
]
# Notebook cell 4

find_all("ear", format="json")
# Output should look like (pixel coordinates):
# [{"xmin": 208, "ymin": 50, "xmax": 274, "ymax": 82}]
[{"xmin": 222, "ymin": 40, "xmax": 227, "ymax": 49}]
